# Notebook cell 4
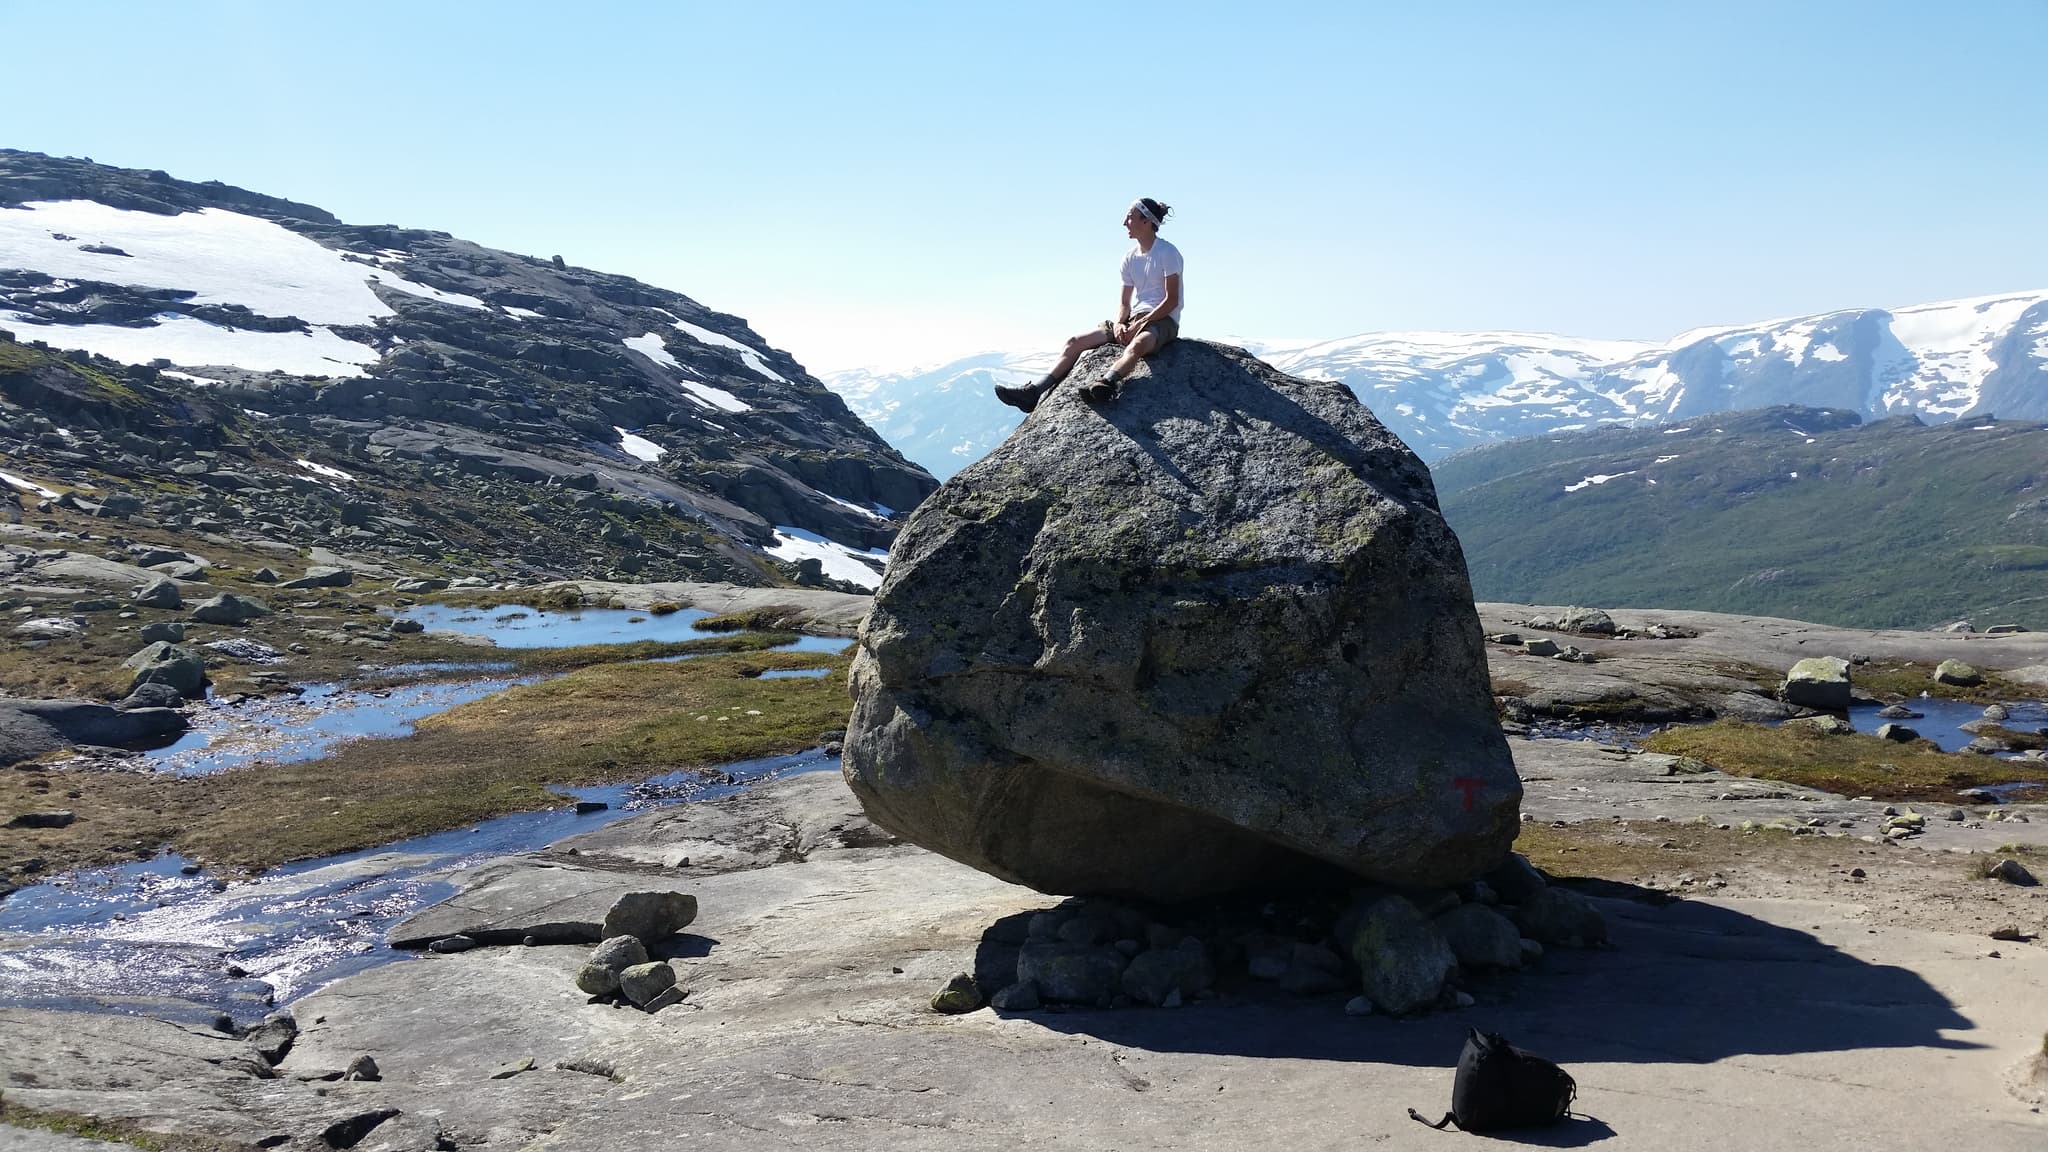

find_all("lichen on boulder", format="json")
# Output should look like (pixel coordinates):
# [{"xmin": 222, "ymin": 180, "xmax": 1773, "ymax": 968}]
[{"xmin": 843, "ymin": 341, "xmax": 1520, "ymax": 901}]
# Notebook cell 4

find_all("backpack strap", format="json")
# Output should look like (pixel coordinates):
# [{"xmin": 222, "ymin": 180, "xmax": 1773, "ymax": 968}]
[{"xmin": 1406, "ymin": 1108, "xmax": 1458, "ymax": 1130}]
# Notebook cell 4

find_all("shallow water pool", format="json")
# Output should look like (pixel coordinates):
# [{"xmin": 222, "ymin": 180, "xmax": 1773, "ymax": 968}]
[
  {"xmin": 395, "ymin": 603, "xmax": 850, "ymax": 654},
  {"xmin": 0, "ymin": 750, "xmax": 841, "ymax": 1028}
]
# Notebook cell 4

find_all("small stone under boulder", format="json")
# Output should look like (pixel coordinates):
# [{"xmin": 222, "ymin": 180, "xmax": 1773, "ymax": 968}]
[
  {"xmin": 617, "ymin": 961, "xmax": 678, "ymax": 1007},
  {"xmin": 1346, "ymin": 895, "xmax": 1457, "ymax": 1016},
  {"xmin": 1512, "ymin": 886, "xmax": 1609, "ymax": 948},
  {"xmin": 844, "ymin": 340, "xmax": 1520, "ymax": 902},
  {"xmin": 574, "ymin": 935, "xmax": 650, "ymax": 997}
]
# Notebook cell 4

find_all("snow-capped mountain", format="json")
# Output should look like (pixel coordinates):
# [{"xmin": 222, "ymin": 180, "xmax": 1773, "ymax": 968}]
[
  {"xmin": 0, "ymin": 150, "xmax": 933, "ymax": 589},
  {"xmin": 827, "ymin": 290, "xmax": 2048, "ymax": 471},
  {"xmin": 824, "ymin": 350, "xmax": 1055, "ymax": 481},
  {"xmin": 1269, "ymin": 291, "xmax": 2048, "ymax": 459}
]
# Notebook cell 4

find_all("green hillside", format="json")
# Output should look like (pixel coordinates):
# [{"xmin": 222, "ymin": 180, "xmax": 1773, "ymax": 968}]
[{"xmin": 1433, "ymin": 406, "xmax": 2048, "ymax": 630}]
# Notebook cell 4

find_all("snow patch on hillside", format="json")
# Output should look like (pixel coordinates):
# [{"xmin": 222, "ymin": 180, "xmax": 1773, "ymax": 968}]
[
  {"xmin": 665, "ymin": 312, "xmax": 790, "ymax": 383},
  {"xmin": 625, "ymin": 332, "xmax": 751, "ymax": 412},
  {"xmin": 0, "ymin": 200, "xmax": 477, "ymax": 323},
  {"xmin": 1564, "ymin": 471, "xmax": 1636, "ymax": 493},
  {"xmin": 0, "ymin": 470, "xmax": 59, "ymax": 498},
  {"xmin": 615, "ymin": 427, "xmax": 666, "ymax": 462},
  {"xmin": 295, "ymin": 459, "xmax": 356, "ymax": 483},
  {"xmin": 0, "ymin": 200, "xmax": 505, "ymax": 374},
  {"xmin": 623, "ymin": 333, "xmax": 684, "ymax": 372},
  {"xmin": 821, "ymin": 492, "xmax": 885, "ymax": 520},
  {"xmin": 0, "ymin": 311, "xmax": 381, "ymax": 376},
  {"xmin": 765, "ymin": 527, "xmax": 887, "ymax": 589}
]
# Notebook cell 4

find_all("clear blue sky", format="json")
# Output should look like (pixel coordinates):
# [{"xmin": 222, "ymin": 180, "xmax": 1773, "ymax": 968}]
[{"xmin": 9, "ymin": 1, "xmax": 2047, "ymax": 372}]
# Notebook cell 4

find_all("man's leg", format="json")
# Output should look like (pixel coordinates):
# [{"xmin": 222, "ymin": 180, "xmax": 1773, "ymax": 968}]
[
  {"xmin": 1105, "ymin": 330, "xmax": 1159, "ymax": 382},
  {"xmin": 995, "ymin": 327, "xmax": 1112, "ymax": 413},
  {"xmin": 1083, "ymin": 317, "xmax": 1176, "ymax": 403}
]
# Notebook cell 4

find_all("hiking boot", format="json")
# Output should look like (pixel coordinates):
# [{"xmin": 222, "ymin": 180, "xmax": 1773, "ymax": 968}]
[
  {"xmin": 994, "ymin": 379, "xmax": 1054, "ymax": 413},
  {"xmin": 1080, "ymin": 375, "xmax": 1122, "ymax": 404}
]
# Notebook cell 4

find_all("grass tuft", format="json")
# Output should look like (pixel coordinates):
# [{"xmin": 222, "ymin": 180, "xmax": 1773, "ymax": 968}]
[
  {"xmin": 0, "ymin": 1106, "xmax": 177, "ymax": 1151},
  {"xmin": 693, "ymin": 604, "xmax": 815, "ymax": 633},
  {"xmin": 1643, "ymin": 719, "xmax": 2048, "ymax": 802}
]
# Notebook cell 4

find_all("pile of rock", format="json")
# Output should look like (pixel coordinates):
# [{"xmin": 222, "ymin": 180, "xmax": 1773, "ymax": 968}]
[
  {"xmin": 569, "ymin": 891, "xmax": 697, "ymax": 1013},
  {"xmin": 1504, "ymin": 635, "xmax": 1599, "ymax": 663},
  {"xmin": 1520, "ymin": 607, "xmax": 1616, "ymax": 636},
  {"xmin": 954, "ymin": 852, "xmax": 1605, "ymax": 1018}
]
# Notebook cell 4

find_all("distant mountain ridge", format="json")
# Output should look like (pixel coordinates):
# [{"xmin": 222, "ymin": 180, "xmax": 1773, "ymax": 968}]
[
  {"xmin": 1432, "ymin": 405, "xmax": 2048, "ymax": 631},
  {"xmin": 0, "ymin": 150, "xmax": 934, "ymax": 588},
  {"xmin": 825, "ymin": 291, "xmax": 2048, "ymax": 477}
]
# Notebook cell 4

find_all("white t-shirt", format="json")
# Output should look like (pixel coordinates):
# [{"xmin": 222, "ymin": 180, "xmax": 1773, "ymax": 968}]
[{"xmin": 1121, "ymin": 237, "xmax": 1184, "ymax": 323}]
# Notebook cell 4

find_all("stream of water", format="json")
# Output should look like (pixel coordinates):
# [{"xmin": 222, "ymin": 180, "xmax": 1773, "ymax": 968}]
[
  {"xmin": 0, "ymin": 606, "xmax": 850, "ymax": 1027},
  {"xmin": 0, "ymin": 751, "xmax": 839, "ymax": 1029}
]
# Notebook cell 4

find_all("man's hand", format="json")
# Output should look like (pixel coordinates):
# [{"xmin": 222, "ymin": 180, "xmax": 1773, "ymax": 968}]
[{"xmin": 1116, "ymin": 321, "xmax": 1139, "ymax": 346}]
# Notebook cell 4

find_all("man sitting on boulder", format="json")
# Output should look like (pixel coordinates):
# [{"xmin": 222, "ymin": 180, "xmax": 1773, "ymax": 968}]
[{"xmin": 996, "ymin": 197, "xmax": 1183, "ymax": 412}]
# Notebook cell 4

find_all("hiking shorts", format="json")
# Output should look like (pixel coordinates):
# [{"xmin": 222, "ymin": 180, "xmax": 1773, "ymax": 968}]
[{"xmin": 1103, "ymin": 311, "xmax": 1179, "ymax": 349}]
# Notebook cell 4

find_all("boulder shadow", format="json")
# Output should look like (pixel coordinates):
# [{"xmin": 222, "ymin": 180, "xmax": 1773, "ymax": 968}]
[
  {"xmin": 976, "ymin": 892, "xmax": 1980, "ymax": 1071},
  {"xmin": 652, "ymin": 932, "xmax": 718, "ymax": 961}
]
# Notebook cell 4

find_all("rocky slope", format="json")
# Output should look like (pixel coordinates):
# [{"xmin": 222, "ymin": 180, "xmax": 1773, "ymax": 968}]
[
  {"xmin": 1434, "ymin": 406, "xmax": 2048, "ymax": 630},
  {"xmin": 826, "ymin": 291, "xmax": 2048, "ymax": 475},
  {"xmin": 0, "ymin": 150, "xmax": 935, "ymax": 589}
]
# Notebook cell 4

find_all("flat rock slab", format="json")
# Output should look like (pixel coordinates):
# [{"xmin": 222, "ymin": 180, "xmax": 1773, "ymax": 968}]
[
  {"xmin": 551, "ymin": 765, "xmax": 894, "ymax": 872},
  {"xmin": 1483, "ymin": 603, "xmax": 2048, "ymax": 715},
  {"xmin": 5, "ymin": 767, "xmax": 2048, "ymax": 1149},
  {"xmin": 1514, "ymin": 737, "xmax": 2048, "ymax": 853},
  {"xmin": 384, "ymin": 861, "xmax": 697, "ymax": 949},
  {"xmin": 6, "ymin": 548, "xmax": 173, "ymax": 591}
]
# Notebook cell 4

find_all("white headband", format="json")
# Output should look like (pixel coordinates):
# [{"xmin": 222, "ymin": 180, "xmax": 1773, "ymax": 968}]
[{"xmin": 1129, "ymin": 199, "xmax": 1159, "ymax": 226}]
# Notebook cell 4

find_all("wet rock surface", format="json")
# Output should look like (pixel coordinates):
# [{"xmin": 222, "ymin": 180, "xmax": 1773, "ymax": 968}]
[{"xmin": 847, "ymin": 341, "xmax": 1519, "ymax": 900}]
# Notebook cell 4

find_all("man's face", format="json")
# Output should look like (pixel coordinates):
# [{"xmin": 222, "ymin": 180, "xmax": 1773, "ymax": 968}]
[{"xmin": 1124, "ymin": 208, "xmax": 1144, "ymax": 236}]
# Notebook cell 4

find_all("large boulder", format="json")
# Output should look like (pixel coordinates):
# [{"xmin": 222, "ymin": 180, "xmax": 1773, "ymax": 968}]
[
  {"xmin": 1933, "ymin": 659, "xmax": 1983, "ymax": 687},
  {"xmin": 1782, "ymin": 657, "xmax": 1851, "ymax": 711},
  {"xmin": 844, "ymin": 341, "xmax": 1518, "ymax": 900},
  {"xmin": 0, "ymin": 699, "xmax": 187, "ymax": 764},
  {"xmin": 131, "ymin": 577, "xmax": 182, "ymax": 609},
  {"xmin": 121, "ymin": 641, "xmax": 208, "ymax": 698},
  {"xmin": 282, "ymin": 565, "xmax": 353, "ymax": 590},
  {"xmin": 190, "ymin": 594, "xmax": 271, "ymax": 625}
]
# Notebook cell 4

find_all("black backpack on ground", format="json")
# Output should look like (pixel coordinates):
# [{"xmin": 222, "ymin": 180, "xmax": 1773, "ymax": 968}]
[{"xmin": 1408, "ymin": 1029, "xmax": 1577, "ymax": 1133}]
